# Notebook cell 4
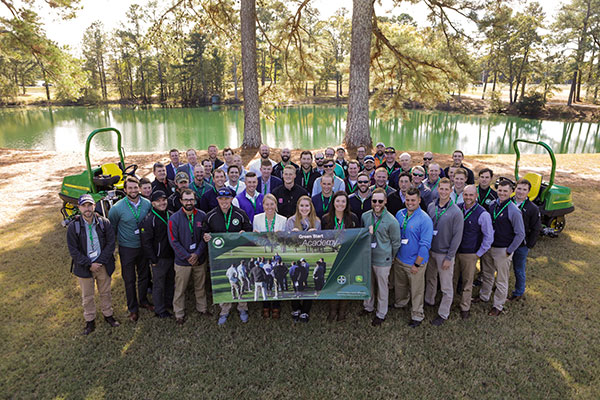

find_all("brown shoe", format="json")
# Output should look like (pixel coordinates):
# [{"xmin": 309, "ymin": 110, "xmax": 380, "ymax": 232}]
[
  {"xmin": 471, "ymin": 297, "xmax": 485, "ymax": 304},
  {"xmin": 460, "ymin": 310, "xmax": 470, "ymax": 320},
  {"xmin": 271, "ymin": 308, "xmax": 280, "ymax": 319},
  {"xmin": 176, "ymin": 317, "xmax": 185, "ymax": 325},
  {"xmin": 199, "ymin": 310, "xmax": 213, "ymax": 317},
  {"xmin": 508, "ymin": 294, "xmax": 523, "ymax": 301},
  {"xmin": 488, "ymin": 307, "xmax": 502, "ymax": 316},
  {"xmin": 262, "ymin": 308, "xmax": 271, "ymax": 319},
  {"xmin": 128, "ymin": 312, "xmax": 139, "ymax": 322},
  {"xmin": 140, "ymin": 303, "xmax": 155, "ymax": 312}
]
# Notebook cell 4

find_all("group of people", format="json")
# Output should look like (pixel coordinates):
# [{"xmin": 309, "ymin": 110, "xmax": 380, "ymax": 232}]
[{"xmin": 66, "ymin": 142, "xmax": 541, "ymax": 334}]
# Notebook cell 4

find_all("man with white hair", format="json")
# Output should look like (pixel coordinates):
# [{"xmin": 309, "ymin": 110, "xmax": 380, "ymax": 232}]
[
  {"xmin": 248, "ymin": 144, "xmax": 276, "ymax": 178},
  {"xmin": 390, "ymin": 152, "xmax": 412, "ymax": 190}
]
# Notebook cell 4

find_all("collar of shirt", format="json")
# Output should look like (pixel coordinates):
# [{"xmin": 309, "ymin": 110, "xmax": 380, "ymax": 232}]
[{"xmin": 245, "ymin": 190, "xmax": 260, "ymax": 201}]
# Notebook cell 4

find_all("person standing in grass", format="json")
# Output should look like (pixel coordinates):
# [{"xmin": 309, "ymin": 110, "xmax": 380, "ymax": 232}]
[
  {"xmin": 67, "ymin": 194, "xmax": 120, "ymax": 335},
  {"xmin": 168, "ymin": 189, "xmax": 211, "ymax": 325},
  {"xmin": 359, "ymin": 188, "xmax": 401, "ymax": 326},
  {"xmin": 313, "ymin": 258, "xmax": 326, "ymax": 295},
  {"xmin": 203, "ymin": 187, "xmax": 253, "ymax": 326},
  {"xmin": 473, "ymin": 180, "xmax": 525, "ymax": 316},
  {"xmin": 108, "ymin": 176, "xmax": 153, "ymax": 323},
  {"xmin": 253, "ymin": 194, "xmax": 287, "ymax": 319},
  {"xmin": 322, "ymin": 191, "xmax": 360, "ymax": 322},
  {"xmin": 286, "ymin": 195, "xmax": 321, "ymax": 323},
  {"xmin": 425, "ymin": 178, "xmax": 464, "ymax": 326},
  {"xmin": 226, "ymin": 264, "xmax": 241, "ymax": 300},
  {"xmin": 250, "ymin": 261, "xmax": 268, "ymax": 301}
]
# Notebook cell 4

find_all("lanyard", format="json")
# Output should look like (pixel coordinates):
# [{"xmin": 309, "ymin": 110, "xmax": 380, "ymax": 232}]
[
  {"xmin": 223, "ymin": 207, "xmax": 233, "ymax": 231},
  {"xmin": 435, "ymin": 200, "xmax": 454, "ymax": 222},
  {"xmin": 263, "ymin": 181, "xmax": 268, "ymax": 195},
  {"xmin": 187, "ymin": 213, "xmax": 195, "ymax": 235},
  {"xmin": 463, "ymin": 205, "xmax": 475, "ymax": 221},
  {"xmin": 401, "ymin": 210, "xmax": 413, "ymax": 232},
  {"xmin": 376, "ymin": 154, "xmax": 384, "ymax": 163},
  {"xmin": 372, "ymin": 210, "xmax": 385, "ymax": 234},
  {"xmin": 347, "ymin": 181, "xmax": 357, "ymax": 194},
  {"xmin": 248, "ymin": 195, "xmax": 257, "ymax": 210},
  {"xmin": 265, "ymin": 215, "xmax": 276, "ymax": 232},
  {"xmin": 385, "ymin": 164, "xmax": 394, "ymax": 175},
  {"xmin": 321, "ymin": 193, "xmax": 331, "ymax": 213},
  {"xmin": 478, "ymin": 187, "xmax": 491, "ymax": 205},
  {"xmin": 430, "ymin": 178, "xmax": 440, "ymax": 192},
  {"xmin": 152, "ymin": 209, "xmax": 169, "ymax": 225},
  {"xmin": 302, "ymin": 170, "xmax": 310, "ymax": 187},
  {"xmin": 193, "ymin": 181, "xmax": 207, "ymax": 198},
  {"xmin": 513, "ymin": 198, "xmax": 526, "ymax": 212},
  {"xmin": 126, "ymin": 199, "xmax": 140, "ymax": 222},
  {"xmin": 87, "ymin": 222, "xmax": 95, "ymax": 252},
  {"xmin": 334, "ymin": 216, "xmax": 344, "ymax": 230},
  {"xmin": 492, "ymin": 200, "xmax": 511, "ymax": 222}
]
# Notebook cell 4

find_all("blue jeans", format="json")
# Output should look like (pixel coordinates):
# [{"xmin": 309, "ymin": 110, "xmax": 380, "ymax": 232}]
[{"xmin": 512, "ymin": 245, "xmax": 529, "ymax": 296}]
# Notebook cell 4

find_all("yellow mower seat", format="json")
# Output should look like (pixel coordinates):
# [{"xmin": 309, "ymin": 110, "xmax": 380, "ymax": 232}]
[
  {"xmin": 101, "ymin": 163, "xmax": 124, "ymax": 189},
  {"xmin": 522, "ymin": 172, "xmax": 542, "ymax": 201}
]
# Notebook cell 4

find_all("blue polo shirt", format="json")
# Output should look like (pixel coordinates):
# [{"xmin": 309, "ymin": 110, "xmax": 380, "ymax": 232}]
[{"xmin": 395, "ymin": 207, "xmax": 433, "ymax": 265}]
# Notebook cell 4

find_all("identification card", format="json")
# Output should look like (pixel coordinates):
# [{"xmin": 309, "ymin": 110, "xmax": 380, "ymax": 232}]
[
  {"xmin": 134, "ymin": 229, "xmax": 140, "ymax": 235},
  {"xmin": 89, "ymin": 250, "xmax": 98, "ymax": 258},
  {"xmin": 401, "ymin": 238, "xmax": 409, "ymax": 245},
  {"xmin": 371, "ymin": 242, "xmax": 377, "ymax": 249},
  {"xmin": 189, "ymin": 243, "xmax": 197, "ymax": 251},
  {"xmin": 433, "ymin": 230, "xmax": 438, "ymax": 236}
]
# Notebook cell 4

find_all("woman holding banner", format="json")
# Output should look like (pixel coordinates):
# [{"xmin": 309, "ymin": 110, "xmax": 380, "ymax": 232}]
[
  {"xmin": 322, "ymin": 191, "xmax": 360, "ymax": 322},
  {"xmin": 285, "ymin": 195, "xmax": 321, "ymax": 323},
  {"xmin": 253, "ymin": 194, "xmax": 287, "ymax": 319}
]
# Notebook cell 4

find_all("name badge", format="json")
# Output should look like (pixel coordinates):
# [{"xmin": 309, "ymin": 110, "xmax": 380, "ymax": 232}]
[
  {"xmin": 134, "ymin": 229, "xmax": 140, "ymax": 235},
  {"xmin": 89, "ymin": 250, "xmax": 98, "ymax": 258},
  {"xmin": 433, "ymin": 230, "xmax": 438, "ymax": 236},
  {"xmin": 371, "ymin": 242, "xmax": 377, "ymax": 249},
  {"xmin": 189, "ymin": 243, "xmax": 197, "ymax": 251},
  {"xmin": 401, "ymin": 238, "xmax": 409, "ymax": 245}
]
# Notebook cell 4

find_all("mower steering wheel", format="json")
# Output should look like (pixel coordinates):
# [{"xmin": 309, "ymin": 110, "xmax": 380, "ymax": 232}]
[
  {"xmin": 124, "ymin": 164, "xmax": 138, "ymax": 177},
  {"xmin": 495, "ymin": 176, "xmax": 515, "ymax": 189}
]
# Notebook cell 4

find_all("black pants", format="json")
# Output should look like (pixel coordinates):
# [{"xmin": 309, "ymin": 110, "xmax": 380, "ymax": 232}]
[
  {"xmin": 152, "ymin": 258, "xmax": 175, "ymax": 314},
  {"xmin": 314, "ymin": 277, "xmax": 325, "ymax": 291},
  {"xmin": 119, "ymin": 246, "xmax": 151, "ymax": 313},
  {"xmin": 291, "ymin": 300, "xmax": 312, "ymax": 314}
]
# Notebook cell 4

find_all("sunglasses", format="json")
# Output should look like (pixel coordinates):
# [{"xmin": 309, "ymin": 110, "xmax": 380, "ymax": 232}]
[
  {"xmin": 371, "ymin": 199, "xmax": 385, "ymax": 204},
  {"xmin": 358, "ymin": 180, "xmax": 370, "ymax": 184},
  {"xmin": 423, "ymin": 157, "xmax": 432, "ymax": 161},
  {"xmin": 324, "ymin": 164, "xmax": 334, "ymax": 168},
  {"xmin": 385, "ymin": 151, "xmax": 395, "ymax": 154},
  {"xmin": 412, "ymin": 173, "xmax": 424, "ymax": 177},
  {"xmin": 315, "ymin": 157, "xmax": 324, "ymax": 160}
]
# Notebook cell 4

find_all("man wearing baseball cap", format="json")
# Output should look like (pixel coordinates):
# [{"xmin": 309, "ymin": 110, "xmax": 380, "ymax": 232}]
[
  {"xmin": 203, "ymin": 187, "xmax": 253, "ymax": 325},
  {"xmin": 168, "ymin": 171, "xmax": 197, "ymax": 213},
  {"xmin": 362, "ymin": 155, "xmax": 376, "ymax": 182},
  {"xmin": 374, "ymin": 142, "xmax": 386, "ymax": 167},
  {"xmin": 140, "ymin": 191, "xmax": 175, "ymax": 318},
  {"xmin": 66, "ymin": 194, "xmax": 120, "ymax": 335}
]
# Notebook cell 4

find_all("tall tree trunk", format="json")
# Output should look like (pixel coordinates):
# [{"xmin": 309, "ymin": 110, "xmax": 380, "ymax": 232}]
[
  {"xmin": 232, "ymin": 55, "xmax": 239, "ymax": 101},
  {"xmin": 520, "ymin": 77, "xmax": 526, "ymax": 100},
  {"xmin": 158, "ymin": 59, "xmax": 165, "ymax": 102},
  {"xmin": 99, "ymin": 52, "xmax": 108, "ymax": 101},
  {"xmin": 585, "ymin": 46, "xmax": 596, "ymax": 99},
  {"xmin": 41, "ymin": 67, "xmax": 50, "ymax": 101},
  {"xmin": 137, "ymin": 51, "xmax": 147, "ymax": 103},
  {"xmin": 482, "ymin": 69, "xmax": 488, "ymax": 100},
  {"xmin": 240, "ymin": 0, "xmax": 261, "ymax": 148},
  {"xmin": 344, "ymin": 0, "xmax": 373, "ymax": 148},
  {"xmin": 568, "ymin": 0, "xmax": 592, "ymax": 106},
  {"xmin": 261, "ymin": 49, "xmax": 266, "ymax": 86},
  {"xmin": 576, "ymin": 65, "xmax": 582, "ymax": 102},
  {"xmin": 492, "ymin": 70, "xmax": 497, "ymax": 92}
]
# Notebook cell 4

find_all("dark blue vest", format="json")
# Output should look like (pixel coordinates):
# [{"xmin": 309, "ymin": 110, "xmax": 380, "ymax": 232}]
[
  {"xmin": 458, "ymin": 203, "xmax": 485, "ymax": 254},
  {"xmin": 491, "ymin": 199, "xmax": 515, "ymax": 248}
]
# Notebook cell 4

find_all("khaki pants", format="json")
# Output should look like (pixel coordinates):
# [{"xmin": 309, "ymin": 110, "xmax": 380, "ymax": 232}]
[
  {"xmin": 425, "ymin": 251, "xmax": 455, "ymax": 320},
  {"xmin": 393, "ymin": 259, "xmax": 427, "ymax": 322},
  {"xmin": 479, "ymin": 247, "xmax": 512, "ymax": 311},
  {"xmin": 173, "ymin": 262, "xmax": 208, "ymax": 319},
  {"xmin": 219, "ymin": 301, "xmax": 248, "ymax": 316},
  {"xmin": 453, "ymin": 253, "xmax": 478, "ymax": 311},
  {"xmin": 77, "ymin": 266, "xmax": 113, "ymax": 322},
  {"xmin": 363, "ymin": 265, "xmax": 391, "ymax": 320}
]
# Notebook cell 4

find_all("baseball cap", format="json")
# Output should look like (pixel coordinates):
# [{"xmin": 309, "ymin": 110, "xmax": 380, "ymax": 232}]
[
  {"xmin": 150, "ymin": 190, "xmax": 167, "ymax": 202},
  {"xmin": 364, "ymin": 155, "xmax": 375, "ymax": 162},
  {"xmin": 78, "ymin": 194, "xmax": 95, "ymax": 206},
  {"xmin": 216, "ymin": 187, "xmax": 235, "ymax": 198},
  {"xmin": 175, "ymin": 171, "xmax": 189, "ymax": 183},
  {"xmin": 376, "ymin": 142, "xmax": 385, "ymax": 147}
]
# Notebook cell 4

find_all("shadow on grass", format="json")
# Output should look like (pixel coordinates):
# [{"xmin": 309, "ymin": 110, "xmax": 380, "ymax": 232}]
[{"xmin": 0, "ymin": 189, "xmax": 599, "ymax": 398}]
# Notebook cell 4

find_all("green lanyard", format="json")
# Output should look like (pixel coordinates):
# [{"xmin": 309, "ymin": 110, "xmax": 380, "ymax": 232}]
[
  {"xmin": 321, "ymin": 193, "xmax": 331, "ymax": 213},
  {"xmin": 223, "ymin": 207, "xmax": 233, "ymax": 232},
  {"xmin": 376, "ymin": 154, "xmax": 384, "ymax": 164},
  {"xmin": 478, "ymin": 187, "xmax": 491, "ymax": 205},
  {"xmin": 385, "ymin": 164, "xmax": 394, "ymax": 175},
  {"xmin": 513, "ymin": 198, "xmax": 526, "ymax": 212},
  {"xmin": 463, "ymin": 205, "xmax": 475, "ymax": 221},
  {"xmin": 401, "ymin": 210, "xmax": 413, "ymax": 232},
  {"xmin": 492, "ymin": 200, "xmax": 511, "ymax": 222},
  {"xmin": 263, "ymin": 182, "xmax": 268, "ymax": 195},
  {"xmin": 372, "ymin": 210, "xmax": 385, "ymax": 234},
  {"xmin": 430, "ymin": 178, "xmax": 440, "ymax": 192},
  {"xmin": 302, "ymin": 170, "xmax": 310, "ymax": 187},
  {"xmin": 193, "ymin": 181, "xmax": 207, "ymax": 198},
  {"xmin": 435, "ymin": 200, "xmax": 454, "ymax": 222},
  {"xmin": 248, "ymin": 195, "xmax": 257, "ymax": 211},
  {"xmin": 232, "ymin": 181, "xmax": 239, "ymax": 193},
  {"xmin": 347, "ymin": 181, "xmax": 357, "ymax": 194},
  {"xmin": 87, "ymin": 222, "xmax": 96, "ymax": 252},
  {"xmin": 126, "ymin": 199, "xmax": 140, "ymax": 222},
  {"xmin": 334, "ymin": 216, "xmax": 344, "ymax": 230},
  {"xmin": 152, "ymin": 209, "xmax": 169, "ymax": 225},
  {"xmin": 187, "ymin": 213, "xmax": 195, "ymax": 234},
  {"xmin": 265, "ymin": 215, "xmax": 276, "ymax": 232}
]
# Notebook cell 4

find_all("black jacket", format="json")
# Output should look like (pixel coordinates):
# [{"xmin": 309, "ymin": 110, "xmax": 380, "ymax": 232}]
[
  {"xmin": 250, "ymin": 266, "xmax": 267, "ymax": 283},
  {"xmin": 140, "ymin": 208, "xmax": 175, "ymax": 263},
  {"xmin": 203, "ymin": 205, "xmax": 252, "ymax": 233},
  {"xmin": 66, "ymin": 215, "xmax": 116, "ymax": 278},
  {"xmin": 272, "ymin": 183, "xmax": 308, "ymax": 218},
  {"xmin": 519, "ymin": 199, "xmax": 542, "ymax": 249}
]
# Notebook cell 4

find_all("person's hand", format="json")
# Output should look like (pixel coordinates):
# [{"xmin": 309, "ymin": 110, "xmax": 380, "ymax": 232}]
[
  {"xmin": 308, "ymin": 228, "xmax": 316, "ymax": 231},
  {"xmin": 188, "ymin": 253, "xmax": 199, "ymax": 265},
  {"xmin": 369, "ymin": 225, "xmax": 374, "ymax": 235},
  {"xmin": 203, "ymin": 233, "xmax": 212, "ymax": 242},
  {"xmin": 240, "ymin": 230, "xmax": 245, "ymax": 233},
  {"xmin": 292, "ymin": 228, "xmax": 299, "ymax": 232},
  {"xmin": 410, "ymin": 265, "xmax": 418, "ymax": 274},
  {"xmin": 90, "ymin": 263, "xmax": 102, "ymax": 273},
  {"xmin": 442, "ymin": 259, "xmax": 452, "ymax": 270}
]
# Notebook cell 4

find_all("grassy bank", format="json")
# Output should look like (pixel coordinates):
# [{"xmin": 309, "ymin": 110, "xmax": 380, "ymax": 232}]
[{"xmin": 1, "ymin": 149, "xmax": 599, "ymax": 398}]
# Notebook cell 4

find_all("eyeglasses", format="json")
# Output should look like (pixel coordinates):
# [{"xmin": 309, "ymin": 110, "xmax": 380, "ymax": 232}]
[
  {"xmin": 358, "ymin": 180, "xmax": 370, "ymax": 184},
  {"xmin": 315, "ymin": 157, "xmax": 324, "ymax": 160},
  {"xmin": 182, "ymin": 198, "xmax": 195, "ymax": 203},
  {"xmin": 385, "ymin": 151, "xmax": 395, "ymax": 154},
  {"xmin": 371, "ymin": 199, "xmax": 385, "ymax": 204},
  {"xmin": 423, "ymin": 157, "xmax": 432, "ymax": 161},
  {"xmin": 412, "ymin": 173, "xmax": 424, "ymax": 177},
  {"xmin": 324, "ymin": 164, "xmax": 334, "ymax": 168}
]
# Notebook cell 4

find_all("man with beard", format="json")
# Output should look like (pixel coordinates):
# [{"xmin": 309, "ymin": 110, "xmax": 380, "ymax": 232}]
[
  {"xmin": 166, "ymin": 149, "xmax": 182, "ymax": 181},
  {"xmin": 382, "ymin": 147, "xmax": 401, "ymax": 177},
  {"xmin": 345, "ymin": 160, "xmax": 361, "ymax": 195},
  {"xmin": 140, "ymin": 190, "xmax": 175, "ymax": 318},
  {"xmin": 108, "ymin": 176, "xmax": 153, "ymax": 322},
  {"xmin": 67, "ymin": 194, "xmax": 120, "ymax": 335},
  {"xmin": 248, "ymin": 144, "xmax": 276, "ymax": 178},
  {"xmin": 190, "ymin": 164, "xmax": 214, "ymax": 201},
  {"xmin": 168, "ymin": 172, "xmax": 195, "ymax": 213},
  {"xmin": 207, "ymin": 144, "xmax": 224, "ymax": 170},
  {"xmin": 362, "ymin": 155, "xmax": 376, "ymax": 182},
  {"xmin": 444, "ymin": 150, "xmax": 475, "ymax": 184},
  {"xmin": 370, "ymin": 167, "xmax": 396, "ymax": 196},
  {"xmin": 356, "ymin": 146, "xmax": 367, "ymax": 168},
  {"xmin": 257, "ymin": 160, "xmax": 283, "ymax": 195},
  {"xmin": 295, "ymin": 150, "xmax": 319, "ymax": 193},
  {"xmin": 273, "ymin": 147, "xmax": 299, "ymax": 179},
  {"xmin": 313, "ymin": 152, "xmax": 326, "ymax": 176},
  {"xmin": 168, "ymin": 189, "xmax": 211, "ymax": 325},
  {"xmin": 349, "ymin": 172, "xmax": 373, "ymax": 220},
  {"xmin": 151, "ymin": 162, "xmax": 176, "ymax": 196},
  {"xmin": 272, "ymin": 165, "xmax": 308, "ymax": 218},
  {"xmin": 233, "ymin": 172, "xmax": 264, "ymax": 222},
  {"xmin": 374, "ymin": 142, "xmax": 386, "ymax": 167}
]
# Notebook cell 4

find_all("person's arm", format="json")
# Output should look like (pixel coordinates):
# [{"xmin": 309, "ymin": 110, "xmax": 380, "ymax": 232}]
[
  {"xmin": 445, "ymin": 210, "xmax": 464, "ymax": 261},
  {"xmin": 66, "ymin": 222, "xmax": 91, "ymax": 269},
  {"xmin": 194, "ymin": 214, "xmax": 207, "ymax": 257},
  {"xmin": 168, "ymin": 217, "xmax": 191, "ymax": 261},
  {"xmin": 240, "ymin": 210, "xmax": 253, "ymax": 231},
  {"xmin": 476, "ymin": 211, "xmax": 494, "ymax": 258},
  {"xmin": 417, "ymin": 215, "xmax": 434, "ymax": 262},
  {"xmin": 507, "ymin": 205, "xmax": 526, "ymax": 254},
  {"xmin": 389, "ymin": 216, "xmax": 402, "ymax": 258},
  {"xmin": 527, "ymin": 204, "xmax": 542, "ymax": 249},
  {"xmin": 96, "ymin": 218, "xmax": 116, "ymax": 266},
  {"xmin": 140, "ymin": 216, "xmax": 158, "ymax": 263},
  {"xmin": 107, "ymin": 204, "xmax": 120, "ymax": 237}
]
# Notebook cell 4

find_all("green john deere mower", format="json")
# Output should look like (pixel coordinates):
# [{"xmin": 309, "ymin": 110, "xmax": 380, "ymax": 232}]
[
  {"xmin": 498, "ymin": 139, "xmax": 574, "ymax": 237},
  {"xmin": 59, "ymin": 127, "xmax": 138, "ymax": 225}
]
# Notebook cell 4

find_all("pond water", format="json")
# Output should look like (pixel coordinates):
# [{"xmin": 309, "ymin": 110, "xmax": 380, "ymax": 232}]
[{"xmin": 0, "ymin": 104, "xmax": 598, "ymax": 154}]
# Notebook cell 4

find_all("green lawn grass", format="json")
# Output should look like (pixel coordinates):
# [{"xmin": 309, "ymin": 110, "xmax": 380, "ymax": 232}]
[{"xmin": 1, "ymin": 187, "xmax": 599, "ymax": 398}]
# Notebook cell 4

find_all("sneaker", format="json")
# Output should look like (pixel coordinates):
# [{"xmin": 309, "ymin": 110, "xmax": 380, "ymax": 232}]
[
  {"xmin": 408, "ymin": 319, "xmax": 421, "ymax": 328},
  {"xmin": 291, "ymin": 310, "xmax": 300, "ymax": 322},
  {"xmin": 299, "ymin": 313, "xmax": 309, "ymax": 323},
  {"xmin": 218, "ymin": 314, "xmax": 229, "ymax": 325},
  {"xmin": 104, "ymin": 315, "xmax": 120, "ymax": 327},
  {"xmin": 431, "ymin": 316, "xmax": 446, "ymax": 326},
  {"xmin": 82, "ymin": 320, "xmax": 95, "ymax": 335},
  {"xmin": 371, "ymin": 316, "xmax": 385, "ymax": 326},
  {"xmin": 240, "ymin": 310, "xmax": 249, "ymax": 323}
]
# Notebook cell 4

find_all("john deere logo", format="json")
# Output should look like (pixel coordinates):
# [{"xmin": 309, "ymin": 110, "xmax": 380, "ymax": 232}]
[
  {"xmin": 337, "ymin": 275, "xmax": 346, "ymax": 285},
  {"xmin": 355, "ymin": 275, "xmax": 364, "ymax": 283},
  {"xmin": 212, "ymin": 237, "xmax": 225, "ymax": 249},
  {"xmin": 232, "ymin": 218, "xmax": 240, "ymax": 226}
]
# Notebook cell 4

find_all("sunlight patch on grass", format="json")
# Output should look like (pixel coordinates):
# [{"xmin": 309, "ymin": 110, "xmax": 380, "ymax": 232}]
[
  {"xmin": 84, "ymin": 386, "xmax": 106, "ymax": 400},
  {"xmin": 121, "ymin": 326, "xmax": 142, "ymax": 356},
  {"xmin": 548, "ymin": 358, "xmax": 579, "ymax": 395}
]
